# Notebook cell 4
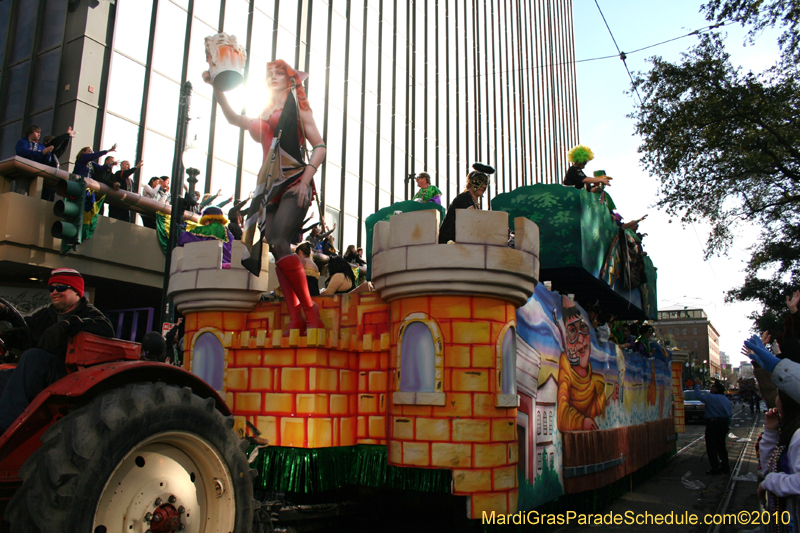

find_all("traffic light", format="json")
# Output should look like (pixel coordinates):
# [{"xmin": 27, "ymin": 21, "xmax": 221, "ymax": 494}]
[{"xmin": 52, "ymin": 177, "xmax": 86, "ymax": 253}]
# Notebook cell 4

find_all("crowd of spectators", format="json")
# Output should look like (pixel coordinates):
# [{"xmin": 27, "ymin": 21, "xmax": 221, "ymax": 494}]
[
  {"xmin": 740, "ymin": 290, "xmax": 800, "ymax": 525},
  {"xmin": 12, "ymin": 124, "xmax": 262, "ymax": 235}
]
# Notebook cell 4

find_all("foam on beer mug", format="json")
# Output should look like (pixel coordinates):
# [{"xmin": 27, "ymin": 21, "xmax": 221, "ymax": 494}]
[{"xmin": 204, "ymin": 33, "xmax": 248, "ymax": 92}]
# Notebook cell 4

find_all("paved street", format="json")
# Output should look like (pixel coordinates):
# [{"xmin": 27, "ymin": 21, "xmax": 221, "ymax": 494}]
[{"xmin": 296, "ymin": 406, "xmax": 766, "ymax": 533}]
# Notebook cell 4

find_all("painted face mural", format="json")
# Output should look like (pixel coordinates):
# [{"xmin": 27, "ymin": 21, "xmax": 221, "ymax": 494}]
[{"xmin": 565, "ymin": 312, "xmax": 591, "ymax": 367}]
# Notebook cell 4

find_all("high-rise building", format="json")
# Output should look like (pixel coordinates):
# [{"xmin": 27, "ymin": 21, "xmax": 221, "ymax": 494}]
[
  {"xmin": 657, "ymin": 307, "xmax": 721, "ymax": 379},
  {"xmin": 0, "ymin": 0, "xmax": 579, "ymax": 251}
]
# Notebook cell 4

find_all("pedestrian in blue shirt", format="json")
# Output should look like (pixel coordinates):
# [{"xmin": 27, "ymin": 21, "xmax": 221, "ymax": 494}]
[
  {"xmin": 695, "ymin": 380, "xmax": 732, "ymax": 475},
  {"xmin": 15, "ymin": 125, "xmax": 57, "ymax": 167}
]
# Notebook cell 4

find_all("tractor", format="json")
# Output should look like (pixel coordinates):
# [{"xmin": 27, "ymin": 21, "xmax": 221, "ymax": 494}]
[{"xmin": 0, "ymin": 298, "xmax": 254, "ymax": 533}]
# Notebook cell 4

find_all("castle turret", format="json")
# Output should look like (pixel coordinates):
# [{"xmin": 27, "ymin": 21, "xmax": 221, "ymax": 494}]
[
  {"xmin": 168, "ymin": 240, "xmax": 269, "ymax": 314},
  {"xmin": 167, "ymin": 239, "xmax": 269, "ymax": 400},
  {"xmin": 371, "ymin": 209, "xmax": 539, "ymax": 519}
]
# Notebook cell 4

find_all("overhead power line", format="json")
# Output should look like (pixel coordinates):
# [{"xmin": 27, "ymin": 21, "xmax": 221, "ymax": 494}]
[
  {"xmin": 593, "ymin": 0, "xmax": 642, "ymax": 103},
  {"xmin": 416, "ymin": 20, "xmax": 732, "ymax": 90}
]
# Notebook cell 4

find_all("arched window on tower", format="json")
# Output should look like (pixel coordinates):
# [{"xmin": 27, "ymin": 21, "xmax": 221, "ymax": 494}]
[
  {"xmin": 501, "ymin": 326, "xmax": 517, "ymax": 395},
  {"xmin": 400, "ymin": 321, "xmax": 436, "ymax": 393},
  {"xmin": 537, "ymin": 411, "xmax": 542, "ymax": 435},
  {"xmin": 495, "ymin": 322, "xmax": 519, "ymax": 407},
  {"xmin": 394, "ymin": 313, "xmax": 445, "ymax": 407},
  {"xmin": 192, "ymin": 331, "xmax": 225, "ymax": 391}
]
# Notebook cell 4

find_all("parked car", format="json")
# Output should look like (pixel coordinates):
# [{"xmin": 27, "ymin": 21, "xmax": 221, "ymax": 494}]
[{"xmin": 683, "ymin": 389, "xmax": 709, "ymax": 423}]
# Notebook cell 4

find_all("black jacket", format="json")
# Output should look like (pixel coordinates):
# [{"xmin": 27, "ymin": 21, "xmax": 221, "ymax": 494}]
[
  {"xmin": 344, "ymin": 252, "xmax": 366, "ymax": 266},
  {"xmin": 5, "ymin": 298, "xmax": 114, "ymax": 359},
  {"xmin": 438, "ymin": 191, "xmax": 477, "ymax": 243},
  {"xmin": 112, "ymin": 167, "xmax": 137, "ymax": 192},
  {"xmin": 92, "ymin": 164, "xmax": 117, "ymax": 188}
]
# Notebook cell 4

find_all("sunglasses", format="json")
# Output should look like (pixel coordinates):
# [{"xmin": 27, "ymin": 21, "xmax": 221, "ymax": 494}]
[
  {"xmin": 566, "ymin": 319, "xmax": 591, "ymax": 343},
  {"xmin": 48, "ymin": 284, "xmax": 72, "ymax": 293}
]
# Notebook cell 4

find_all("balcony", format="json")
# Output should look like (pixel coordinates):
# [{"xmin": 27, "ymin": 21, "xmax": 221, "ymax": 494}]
[{"xmin": 0, "ymin": 156, "xmax": 195, "ymax": 311}]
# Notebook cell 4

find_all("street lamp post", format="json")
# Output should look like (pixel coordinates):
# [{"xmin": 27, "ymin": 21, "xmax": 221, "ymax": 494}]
[
  {"xmin": 183, "ymin": 135, "xmax": 204, "ymax": 199},
  {"xmin": 160, "ymin": 81, "xmax": 193, "ymax": 329}
]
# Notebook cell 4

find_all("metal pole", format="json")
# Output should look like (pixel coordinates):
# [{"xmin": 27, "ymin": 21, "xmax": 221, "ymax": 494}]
[{"xmin": 160, "ymin": 81, "xmax": 193, "ymax": 329}]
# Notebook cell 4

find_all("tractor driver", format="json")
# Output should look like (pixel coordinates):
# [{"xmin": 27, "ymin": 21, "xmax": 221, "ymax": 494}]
[{"xmin": 0, "ymin": 268, "xmax": 114, "ymax": 433}]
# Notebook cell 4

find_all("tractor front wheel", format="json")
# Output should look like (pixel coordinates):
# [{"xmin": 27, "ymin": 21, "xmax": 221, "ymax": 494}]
[{"xmin": 5, "ymin": 382, "xmax": 254, "ymax": 533}]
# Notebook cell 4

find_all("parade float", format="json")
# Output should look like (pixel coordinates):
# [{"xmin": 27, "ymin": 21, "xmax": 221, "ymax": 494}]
[{"xmin": 167, "ymin": 183, "xmax": 677, "ymax": 523}]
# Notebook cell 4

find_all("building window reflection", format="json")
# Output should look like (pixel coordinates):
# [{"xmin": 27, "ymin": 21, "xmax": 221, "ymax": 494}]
[{"xmin": 6, "ymin": 0, "xmax": 577, "ymax": 234}]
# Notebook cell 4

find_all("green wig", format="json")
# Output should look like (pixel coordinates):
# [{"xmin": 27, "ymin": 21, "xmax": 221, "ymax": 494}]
[{"xmin": 567, "ymin": 145, "xmax": 594, "ymax": 164}]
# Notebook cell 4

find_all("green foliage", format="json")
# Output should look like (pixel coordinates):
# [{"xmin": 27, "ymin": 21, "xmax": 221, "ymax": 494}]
[
  {"xmin": 630, "ymin": 29, "xmax": 800, "ymax": 329},
  {"xmin": 703, "ymin": 0, "xmax": 800, "ymax": 63},
  {"xmin": 518, "ymin": 452, "xmax": 563, "ymax": 511},
  {"xmin": 493, "ymin": 184, "xmax": 583, "ymax": 269}
]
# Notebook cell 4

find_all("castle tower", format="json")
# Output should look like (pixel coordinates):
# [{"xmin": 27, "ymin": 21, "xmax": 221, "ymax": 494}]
[
  {"xmin": 168, "ymin": 239, "xmax": 269, "ymax": 410},
  {"xmin": 371, "ymin": 209, "xmax": 539, "ymax": 519},
  {"xmin": 169, "ymin": 238, "xmax": 392, "ymax": 450}
]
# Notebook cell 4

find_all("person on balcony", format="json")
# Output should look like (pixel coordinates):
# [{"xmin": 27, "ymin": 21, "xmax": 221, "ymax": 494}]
[
  {"xmin": 108, "ymin": 160, "xmax": 144, "ymax": 222},
  {"xmin": 321, "ymin": 233, "xmax": 338, "ymax": 257},
  {"xmin": 140, "ymin": 177, "xmax": 164, "ymax": 229},
  {"xmin": 227, "ymin": 193, "xmax": 253, "ymax": 241},
  {"xmin": 438, "ymin": 164, "xmax": 492, "ymax": 244},
  {"xmin": 41, "ymin": 126, "xmax": 77, "ymax": 162},
  {"xmin": 412, "ymin": 172, "xmax": 442, "ymax": 204},
  {"xmin": 15, "ymin": 125, "xmax": 58, "ymax": 167},
  {"xmin": 0, "ymin": 268, "xmax": 114, "ymax": 434},
  {"xmin": 199, "ymin": 189, "xmax": 234, "ymax": 211},
  {"xmin": 73, "ymin": 144, "xmax": 117, "ymax": 178},
  {"xmin": 306, "ymin": 220, "xmax": 336, "ymax": 252},
  {"xmin": 563, "ymin": 145, "xmax": 610, "ymax": 193},
  {"xmin": 91, "ymin": 155, "xmax": 119, "ymax": 189}
]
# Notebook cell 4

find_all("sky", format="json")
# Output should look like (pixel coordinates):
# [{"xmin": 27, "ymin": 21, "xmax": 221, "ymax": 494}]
[{"xmin": 571, "ymin": 0, "xmax": 783, "ymax": 367}]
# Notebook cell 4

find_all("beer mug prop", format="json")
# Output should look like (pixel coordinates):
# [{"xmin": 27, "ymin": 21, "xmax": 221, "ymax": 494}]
[{"xmin": 204, "ymin": 33, "xmax": 247, "ymax": 91}]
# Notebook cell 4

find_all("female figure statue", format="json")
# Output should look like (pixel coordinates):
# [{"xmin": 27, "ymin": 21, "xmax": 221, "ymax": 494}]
[{"xmin": 205, "ymin": 60, "xmax": 326, "ymax": 334}]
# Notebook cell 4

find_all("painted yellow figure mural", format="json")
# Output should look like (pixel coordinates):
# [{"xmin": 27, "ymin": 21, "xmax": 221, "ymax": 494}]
[{"xmin": 556, "ymin": 296, "xmax": 619, "ymax": 431}]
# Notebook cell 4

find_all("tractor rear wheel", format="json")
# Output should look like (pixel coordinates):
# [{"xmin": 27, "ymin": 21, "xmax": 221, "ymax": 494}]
[{"xmin": 5, "ymin": 382, "xmax": 254, "ymax": 533}]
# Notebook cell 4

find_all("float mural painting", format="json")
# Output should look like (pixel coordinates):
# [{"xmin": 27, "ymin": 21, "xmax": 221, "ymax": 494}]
[{"xmin": 516, "ymin": 283, "xmax": 672, "ymax": 510}]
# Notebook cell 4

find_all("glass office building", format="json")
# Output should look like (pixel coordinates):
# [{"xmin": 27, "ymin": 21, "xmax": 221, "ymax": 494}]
[{"xmin": 0, "ymin": 0, "xmax": 578, "ymax": 249}]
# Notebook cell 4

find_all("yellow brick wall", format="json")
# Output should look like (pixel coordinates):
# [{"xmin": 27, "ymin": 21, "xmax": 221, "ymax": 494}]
[
  {"xmin": 185, "ymin": 291, "xmax": 516, "ymax": 518},
  {"xmin": 189, "ymin": 294, "xmax": 390, "ymax": 449},
  {"xmin": 385, "ymin": 294, "xmax": 519, "ymax": 518}
]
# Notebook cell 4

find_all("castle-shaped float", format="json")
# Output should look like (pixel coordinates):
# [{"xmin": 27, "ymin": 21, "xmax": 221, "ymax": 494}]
[{"xmin": 168, "ymin": 185, "xmax": 683, "ymax": 520}]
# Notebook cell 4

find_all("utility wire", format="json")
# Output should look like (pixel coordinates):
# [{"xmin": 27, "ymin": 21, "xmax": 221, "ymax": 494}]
[
  {"xmin": 593, "ymin": 0, "xmax": 643, "ymax": 104},
  {"xmin": 626, "ymin": 22, "xmax": 729, "ymax": 55},
  {"xmin": 397, "ymin": 21, "xmax": 730, "ymax": 90}
]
